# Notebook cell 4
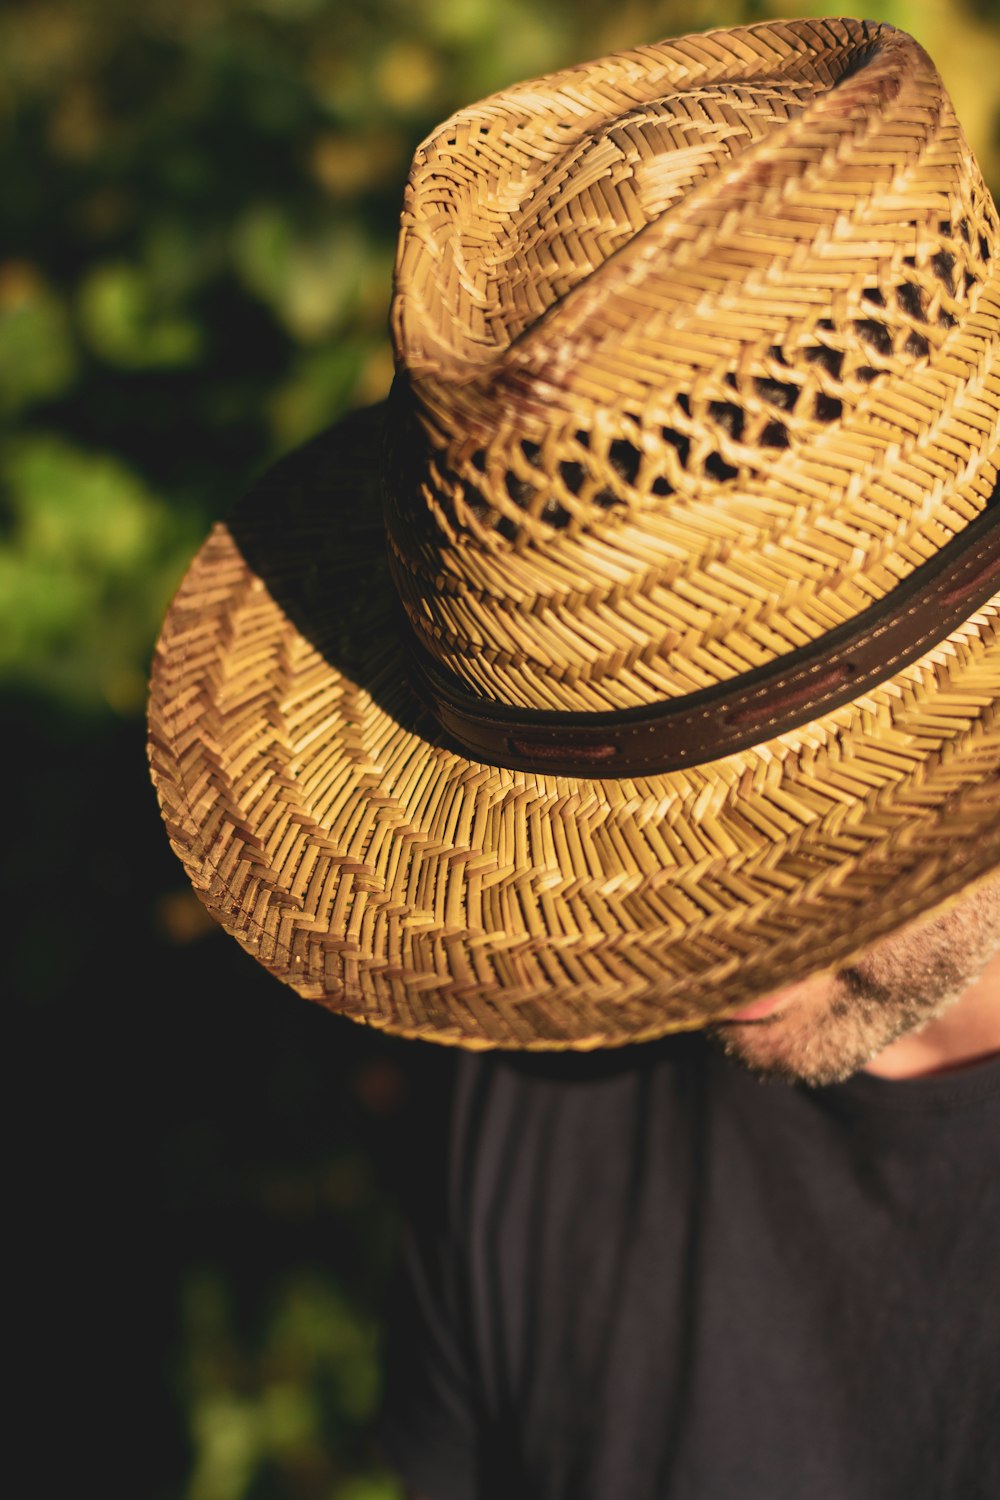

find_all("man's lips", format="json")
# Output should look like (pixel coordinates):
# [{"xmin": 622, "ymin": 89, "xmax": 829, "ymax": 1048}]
[
  {"xmin": 717, "ymin": 989, "xmax": 790, "ymax": 1023},
  {"xmin": 716, "ymin": 970, "xmax": 836, "ymax": 1024}
]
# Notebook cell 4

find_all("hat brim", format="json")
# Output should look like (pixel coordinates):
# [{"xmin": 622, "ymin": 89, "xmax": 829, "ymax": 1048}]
[{"xmin": 147, "ymin": 402, "xmax": 1000, "ymax": 1050}]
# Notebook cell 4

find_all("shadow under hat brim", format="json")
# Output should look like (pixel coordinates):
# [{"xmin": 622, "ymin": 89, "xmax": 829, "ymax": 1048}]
[{"xmin": 147, "ymin": 402, "xmax": 1000, "ymax": 1050}]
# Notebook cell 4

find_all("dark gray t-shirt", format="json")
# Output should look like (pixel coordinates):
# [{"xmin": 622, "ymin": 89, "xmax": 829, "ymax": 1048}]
[{"xmin": 379, "ymin": 1035, "xmax": 1000, "ymax": 1500}]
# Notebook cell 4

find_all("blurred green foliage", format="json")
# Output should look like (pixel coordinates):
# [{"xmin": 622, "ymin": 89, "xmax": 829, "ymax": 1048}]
[
  {"xmin": 182, "ymin": 1270, "xmax": 397, "ymax": 1498},
  {"xmin": 5, "ymin": 2, "xmax": 998, "ymax": 1498}
]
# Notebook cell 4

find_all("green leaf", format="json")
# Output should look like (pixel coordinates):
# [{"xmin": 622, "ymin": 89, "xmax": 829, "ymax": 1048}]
[
  {"xmin": 0, "ymin": 435, "xmax": 200, "ymax": 712},
  {"xmin": 77, "ymin": 260, "xmax": 203, "ymax": 369},
  {"xmin": 233, "ymin": 206, "xmax": 370, "ymax": 342},
  {"xmin": 0, "ymin": 272, "xmax": 78, "ymax": 414}
]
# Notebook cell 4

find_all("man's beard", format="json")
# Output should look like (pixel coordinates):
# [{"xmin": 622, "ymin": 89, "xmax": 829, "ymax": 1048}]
[{"xmin": 705, "ymin": 876, "xmax": 1000, "ymax": 1087}]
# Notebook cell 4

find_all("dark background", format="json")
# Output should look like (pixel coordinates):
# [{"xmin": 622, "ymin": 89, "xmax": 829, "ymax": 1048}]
[{"xmin": 6, "ymin": 3, "xmax": 998, "ymax": 1496}]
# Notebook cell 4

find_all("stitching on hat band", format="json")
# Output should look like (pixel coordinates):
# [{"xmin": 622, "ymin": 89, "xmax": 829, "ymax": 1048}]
[{"xmin": 404, "ymin": 479, "xmax": 1000, "ymax": 778}]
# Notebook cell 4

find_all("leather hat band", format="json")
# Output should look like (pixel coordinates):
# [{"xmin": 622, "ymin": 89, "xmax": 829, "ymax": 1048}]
[{"xmin": 406, "ymin": 483, "xmax": 1000, "ymax": 778}]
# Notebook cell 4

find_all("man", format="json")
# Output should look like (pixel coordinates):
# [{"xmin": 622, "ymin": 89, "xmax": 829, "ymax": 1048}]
[
  {"xmin": 375, "ymin": 878, "xmax": 1000, "ymax": 1500},
  {"xmin": 147, "ymin": 15, "xmax": 1000, "ymax": 1499}
]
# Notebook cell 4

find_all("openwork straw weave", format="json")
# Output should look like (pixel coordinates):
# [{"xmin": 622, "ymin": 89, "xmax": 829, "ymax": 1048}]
[{"xmin": 148, "ymin": 17, "xmax": 1000, "ymax": 1049}]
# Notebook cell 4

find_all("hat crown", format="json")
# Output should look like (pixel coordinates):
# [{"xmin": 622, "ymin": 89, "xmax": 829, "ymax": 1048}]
[{"xmin": 384, "ymin": 17, "xmax": 1000, "ymax": 716}]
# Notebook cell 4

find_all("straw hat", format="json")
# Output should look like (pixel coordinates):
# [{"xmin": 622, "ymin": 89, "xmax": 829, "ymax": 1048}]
[{"xmin": 148, "ymin": 16, "xmax": 1000, "ymax": 1050}]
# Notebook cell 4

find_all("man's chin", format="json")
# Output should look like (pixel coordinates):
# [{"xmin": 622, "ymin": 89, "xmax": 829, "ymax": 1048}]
[
  {"xmin": 704, "ymin": 873, "xmax": 1000, "ymax": 1085},
  {"xmin": 705, "ymin": 1012, "xmax": 877, "ymax": 1087}
]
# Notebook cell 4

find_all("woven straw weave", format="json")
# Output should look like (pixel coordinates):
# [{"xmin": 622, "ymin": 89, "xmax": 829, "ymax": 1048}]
[
  {"xmin": 148, "ymin": 18, "xmax": 1000, "ymax": 1049},
  {"xmin": 388, "ymin": 16, "xmax": 999, "ymax": 714}
]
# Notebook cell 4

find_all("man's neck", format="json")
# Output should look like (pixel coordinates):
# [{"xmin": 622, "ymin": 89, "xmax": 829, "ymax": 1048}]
[{"xmin": 864, "ymin": 950, "xmax": 1000, "ymax": 1079}]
